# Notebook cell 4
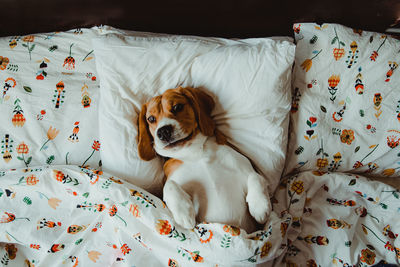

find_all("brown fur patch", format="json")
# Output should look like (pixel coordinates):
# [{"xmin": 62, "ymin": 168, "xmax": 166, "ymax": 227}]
[{"xmin": 163, "ymin": 158, "xmax": 183, "ymax": 182}]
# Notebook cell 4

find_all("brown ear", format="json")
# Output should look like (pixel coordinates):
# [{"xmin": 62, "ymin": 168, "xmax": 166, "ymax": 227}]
[
  {"xmin": 137, "ymin": 103, "xmax": 156, "ymax": 161},
  {"xmin": 180, "ymin": 87, "xmax": 215, "ymax": 137}
]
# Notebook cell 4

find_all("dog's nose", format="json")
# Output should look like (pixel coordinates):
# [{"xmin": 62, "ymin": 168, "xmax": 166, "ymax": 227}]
[{"xmin": 157, "ymin": 125, "xmax": 173, "ymax": 142}]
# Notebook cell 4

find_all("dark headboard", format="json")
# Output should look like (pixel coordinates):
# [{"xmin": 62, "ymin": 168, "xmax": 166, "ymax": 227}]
[{"xmin": 2, "ymin": 0, "xmax": 400, "ymax": 38}]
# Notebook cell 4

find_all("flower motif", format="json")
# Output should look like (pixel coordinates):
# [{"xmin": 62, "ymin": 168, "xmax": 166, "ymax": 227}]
[
  {"xmin": 12, "ymin": 113, "xmax": 26, "ymax": 127},
  {"xmin": 291, "ymin": 180, "xmax": 304, "ymax": 195},
  {"xmin": 120, "ymin": 244, "xmax": 131, "ymax": 255},
  {"xmin": 280, "ymin": 222, "xmax": 288, "ymax": 237},
  {"xmin": 333, "ymin": 152, "xmax": 342, "ymax": 163},
  {"xmin": 333, "ymin": 48, "xmax": 345, "ymax": 61},
  {"xmin": 316, "ymin": 158, "xmax": 328, "ymax": 168},
  {"xmin": 355, "ymin": 206, "xmax": 367, "ymax": 217},
  {"xmin": 301, "ymin": 59, "xmax": 313, "ymax": 72},
  {"xmin": 5, "ymin": 244, "xmax": 18, "ymax": 260},
  {"xmin": 87, "ymin": 250, "xmax": 101, "ymax": 263},
  {"xmin": 353, "ymin": 161, "xmax": 363, "ymax": 169},
  {"xmin": 63, "ymin": 44, "xmax": 75, "ymax": 70},
  {"xmin": 48, "ymin": 198, "xmax": 61, "ymax": 209},
  {"xmin": 328, "ymin": 75, "xmax": 341, "ymax": 88},
  {"xmin": 223, "ymin": 225, "xmax": 241, "ymax": 236},
  {"xmin": 16, "ymin": 142, "xmax": 29, "ymax": 154},
  {"xmin": 387, "ymin": 135, "xmax": 400, "ymax": 149},
  {"xmin": 0, "ymin": 56, "xmax": 9, "ymax": 70},
  {"xmin": 92, "ymin": 140, "xmax": 101, "ymax": 151},
  {"xmin": 260, "ymin": 242, "xmax": 272, "ymax": 258},
  {"xmin": 316, "ymin": 236, "xmax": 329, "ymax": 246},
  {"xmin": 109, "ymin": 205, "xmax": 118, "ymax": 216},
  {"xmin": 360, "ymin": 248, "xmax": 375, "ymax": 265},
  {"xmin": 383, "ymin": 168, "xmax": 395, "ymax": 176},
  {"xmin": 306, "ymin": 259, "xmax": 318, "ymax": 267},
  {"xmin": 370, "ymin": 51, "xmax": 378, "ymax": 61},
  {"xmin": 47, "ymin": 126, "xmax": 60, "ymax": 140},
  {"xmin": 340, "ymin": 129, "xmax": 355, "ymax": 145},
  {"xmin": 155, "ymin": 220, "xmax": 173, "ymax": 235},
  {"xmin": 26, "ymin": 174, "xmax": 38, "ymax": 185},
  {"xmin": 22, "ymin": 35, "xmax": 35, "ymax": 42},
  {"xmin": 385, "ymin": 241, "xmax": 394, "ymax": 251}
]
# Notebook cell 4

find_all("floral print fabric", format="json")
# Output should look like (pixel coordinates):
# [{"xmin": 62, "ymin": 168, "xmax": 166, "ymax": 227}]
[
  {"xmin": 0, "ymin": 27, "xmax": 118, "ymax": 170},
  {"xmin": 273, "ymin": 171, "xmax": 400, "ymax": 266},
  {"xmin": 0, "ymin": 166, "xmax": 398, "ymax": 266},
  {"xmin": 0, "ymin": 165, "xmax": 299, "ymax": 266},
  {"xmin": 286, "ymin": 23, "xmax": 400, "ymax": 180}
]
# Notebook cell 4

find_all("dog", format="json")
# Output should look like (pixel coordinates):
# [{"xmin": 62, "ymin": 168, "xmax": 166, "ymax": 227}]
[{"xmin": 137, "ymin": 86, "xmax": 271, "ymax": 232}]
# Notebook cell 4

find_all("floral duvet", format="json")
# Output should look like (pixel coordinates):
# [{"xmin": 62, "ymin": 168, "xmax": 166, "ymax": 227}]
[
  {"xmin": 0, "ymin": 166, "xmax": 399, "ymax": 266},
  {"xmin": 0, "ymin": 26, "xmax": 399, "ymax": 267}
]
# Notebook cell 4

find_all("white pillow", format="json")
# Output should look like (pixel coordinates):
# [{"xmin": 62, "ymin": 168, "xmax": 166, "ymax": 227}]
[{"xmin": 93, "ymin": 33, "xmax": 295, "ymax": 194}]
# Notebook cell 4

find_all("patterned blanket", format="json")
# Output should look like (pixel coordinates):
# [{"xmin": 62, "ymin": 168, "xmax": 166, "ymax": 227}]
[{"xmin": 0, "ymin": 166, "xmax": 398, "ymax": 266}]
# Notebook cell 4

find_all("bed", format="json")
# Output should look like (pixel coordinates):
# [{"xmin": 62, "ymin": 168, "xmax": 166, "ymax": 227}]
[{"xmin": 1, "ymin": 1, "xmax": 400, "ymax": 266}]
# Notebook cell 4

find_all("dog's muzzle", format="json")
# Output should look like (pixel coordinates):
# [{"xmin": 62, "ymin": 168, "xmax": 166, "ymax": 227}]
[{"xmin": 157, "ymin": 125, "xmax": 173, "ymax": 142}]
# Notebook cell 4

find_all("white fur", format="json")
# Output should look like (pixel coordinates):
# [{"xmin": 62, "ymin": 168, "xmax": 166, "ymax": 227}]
[{"xmin": 159, "ymin": 133, "xmax": 271, "ymax": 233}]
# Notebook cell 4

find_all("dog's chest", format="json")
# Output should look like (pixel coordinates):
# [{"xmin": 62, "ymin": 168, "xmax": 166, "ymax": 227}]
[{"xmin": 170, "ymin": 144, "xmax": 251, "ymax": 225}]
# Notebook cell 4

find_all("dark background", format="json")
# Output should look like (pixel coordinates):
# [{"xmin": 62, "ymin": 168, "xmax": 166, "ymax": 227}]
[{"xmin": 1, "ymin": 0, "xmax": 399, "ymax": 37}]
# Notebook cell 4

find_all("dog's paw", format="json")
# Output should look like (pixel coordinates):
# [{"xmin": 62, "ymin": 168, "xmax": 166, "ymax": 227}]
[
  {"xmin": 248, "ymin": 197, "xmax": 271, "ymax": 224},
  {"xmin": 163, "ymin": 180, "xmax": 196, "ymax": 229}
]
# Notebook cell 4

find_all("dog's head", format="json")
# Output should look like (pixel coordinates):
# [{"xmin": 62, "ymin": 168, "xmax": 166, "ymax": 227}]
[{"xmin": 137, "ymin": 86, "xmax": 216, "ymax": 160}]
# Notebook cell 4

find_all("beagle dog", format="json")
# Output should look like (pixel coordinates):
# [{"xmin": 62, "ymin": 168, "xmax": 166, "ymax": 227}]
[{"xmin": 138, "ymin": 86, "xmax": 271, "ymax": 232}]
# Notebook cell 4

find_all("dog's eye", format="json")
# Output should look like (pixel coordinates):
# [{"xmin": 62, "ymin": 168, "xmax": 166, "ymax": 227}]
[
  {"xmin": 172, "ymin": 103, "xmax": 184, "ymax": 113},
  {"xmin": 147, "ymin": 116, "xmax": 156, "ymax": 123}
]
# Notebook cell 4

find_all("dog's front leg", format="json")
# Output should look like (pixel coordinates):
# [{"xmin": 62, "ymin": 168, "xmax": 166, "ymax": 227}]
[
  {"xmin": 163, "ymin": 180, "xmax": 196, "ymax": 229},
  {"xmin": 246, "ymin": 173, "xmax": 271, "ymax": 224}
]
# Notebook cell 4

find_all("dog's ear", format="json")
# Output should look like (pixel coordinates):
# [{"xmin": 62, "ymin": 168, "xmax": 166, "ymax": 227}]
[
  {"xmin": 137, "ymin": 103, "xmax": 156, "ymax": 161},
  {"xmin": 180, "ymin": 87, "xmax": 215, "ymax": 137}
]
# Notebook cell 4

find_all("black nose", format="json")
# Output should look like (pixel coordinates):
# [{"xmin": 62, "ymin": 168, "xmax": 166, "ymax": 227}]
[{"xmin": 157, "ymin": 125, "xmax": 173, "ymax": 142}]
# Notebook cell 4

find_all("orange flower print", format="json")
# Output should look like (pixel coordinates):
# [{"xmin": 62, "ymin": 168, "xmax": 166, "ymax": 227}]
[
  {"xmin": 223, "ymin": 224, "xmax": 241, "ymax": 236},
  {"xmin": 81, "ymin": 140, "xmax": 101, "ymax": 167},
  {"xmin": 40, "ymin": 126, "xmax": 60, "ymax": 151},
  {"xmin": 63, "ymin": 44, "xmax": 76, "ymax": 70},
  {"xmin": 48, "ymin": 198, "xmax": 62, "ymax": 209},
  {"xmin": 332, "ymin": 28, "xmax": 346, "ymax": 61},
  {"xmin": 328, "ymin": 75, "xmax": 340, "ymax": 102},
  {"xmin": 16, "ymin": 142, "xmax": 32, "ymax": 167},
  {"xmin": 16, "ymin": 142, "xmax": 29, "ymax": 154},
  {"xmin": 156, "ymin": 220, "xmax": 172, "ymax": 235},
  {"xmin": 383, "ymin": 168, "xmax": 396, "ymax": 176},
  {"xmin": 155, "ymin": 220, "xmax": 186, "ymax": 241},
  {"xmin": 87, "ymin": 250, "xmax": 101, "ymax": 262},
  {"xmin": 108, "ymin": 205, "xmax": 127, "ymax": 226},
  {"xmin": 120, "ymin": 244, "xmax": 131, "ymax": 256},
  {"xmin": 0, "ymin": 212, "xmax": 30, "ymax": 223},
  {"xmin": 301, "ymin": 49, "xmax": 322, "ymax": 72},
  {"xmin": 340, "ymin": 129, "xmax": 355, "ymax": 145},
  {"xmin": 0, "ymin": 56, "xmax": 9, "ymax": 70},
  {"xmin": 22, "ymin": 35, "xmax": 35, "ymax": 60},
  {"xmin": 5, "ymin": 244, "xmax": 18, "ymax": 260},
  {"xmin": 360, "ymin": 248, "xmax": 375, "ymax": 265},
  {"xmin": 92, "ymin": 140, "xmax": 100, "ymax": 151},
  {"xmin": 12, "ymin": 98, "xmax": 25, "ymax": 127},
  {"xmin": 37, "ymin": 191, "xmax": 62, "ymax": 210},
  {"xmin": 260, "ymin": 242, "xmax": 272, "ymax": 258},
  {"xmin": 370, "ymin": 35, "xmax": 387, "ymax": 62},
  {"xmin": 387, "ymin": 135, "xmax": 400, "ymax": 149},
  {"xmin": 22, "ymin": 35, "xmax": 35, "ymax": 42},
  {"xmin": 26, "ymin": 174, "xmax": 39, "ymax": 185}
]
